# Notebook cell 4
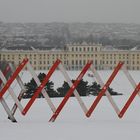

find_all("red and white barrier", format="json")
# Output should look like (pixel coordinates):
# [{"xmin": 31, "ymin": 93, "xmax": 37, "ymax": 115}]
[
  {"xmin": 0, "ymin": 63, "xmax": 17, "ymax": 122},
  {"xmin": 0, "ymin": 58, "xmax": 140, "ymax": 123}
]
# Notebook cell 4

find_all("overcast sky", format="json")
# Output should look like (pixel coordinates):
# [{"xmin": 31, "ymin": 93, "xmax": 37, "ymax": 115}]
[{"xmin": 0, "ymin": 0, "xmax": 139, "ymax": 23}]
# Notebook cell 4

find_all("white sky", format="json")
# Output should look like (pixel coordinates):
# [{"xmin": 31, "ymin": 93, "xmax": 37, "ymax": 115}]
[{"xmin": 0, "ymin": 0, "xmax": 139, "ymax": 23}]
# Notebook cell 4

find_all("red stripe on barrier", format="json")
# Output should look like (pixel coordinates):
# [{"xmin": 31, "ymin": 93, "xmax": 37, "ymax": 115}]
[
  {"xmin": 86, "ymin": 62, "xmax": 124, "ymax": 117},
  {"xmin": 118, "ymin": 83, "xmax": 140, "ymax": 118},
  {"xmin": 0, "ymin": 58, "xmax": 28, "ymax": 99},
  {"xmin": 49, "ymin": 60, "xmax": 92, "ymax": 122},
  {"xmin": 22, "ymin": 59, "xmax": 61, "ymax": 115}
]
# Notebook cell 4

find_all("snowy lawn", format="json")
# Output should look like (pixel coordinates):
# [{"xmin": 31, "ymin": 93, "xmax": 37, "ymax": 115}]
[{"xmin": 0, "ymin": 70, "xmax": 140, "ymax": 140}]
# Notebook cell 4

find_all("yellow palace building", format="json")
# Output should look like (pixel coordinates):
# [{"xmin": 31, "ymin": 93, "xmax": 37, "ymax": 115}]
[{"xmin": 0, "ymin": 42, "xmax": 140, "ymax": 70}]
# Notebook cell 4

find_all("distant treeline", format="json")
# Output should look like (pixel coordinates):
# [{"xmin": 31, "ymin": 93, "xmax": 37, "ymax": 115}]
[
  {"xmin": 1, "ymin": 22, "xmax": 140, "ymax": 50},
  {"xmin": 1, "ymin": 32, "xmax": 140, "ymax": 50}
]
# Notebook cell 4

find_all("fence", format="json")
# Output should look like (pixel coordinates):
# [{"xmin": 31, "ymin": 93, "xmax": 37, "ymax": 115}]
[{"xmin": 0, "ymin": 58, "xmax": 140, "ymax": 122}]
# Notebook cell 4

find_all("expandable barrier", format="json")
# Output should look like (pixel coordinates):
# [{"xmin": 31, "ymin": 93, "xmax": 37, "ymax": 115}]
[{"xmin": 0, "ymin": 58, "xmax": 140, "ymax": 123}]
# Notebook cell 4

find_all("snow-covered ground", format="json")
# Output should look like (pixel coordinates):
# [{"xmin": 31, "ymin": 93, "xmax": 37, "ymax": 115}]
[{"xmin": 0, "ymin": 70, "xmax": 140, "ymax": 140}]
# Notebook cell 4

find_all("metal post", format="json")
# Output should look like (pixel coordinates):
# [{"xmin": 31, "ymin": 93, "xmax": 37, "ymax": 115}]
[
  {"xmin": 0, "ymin": 71, "xmax": 24, "ymax": 112},
  {"xmin": 118, "ymin": 83, "xmax": 140, "ymax": 118},
  {"xmin": 22, "ymin": 59, "xmax": 61, "ymax": 115},
  {"xmin": 86, "ymin": 62, "xmax": 123, "ymax": 117},
  {"xmin": 122, "ymin": 65, "xmax": 140, "ymax": 96},
  {"xmin": 26, "ymin": 62, "xmax": 56, "ymax": 113},
  {"xmin": 90, "ymin": 64, "xmax": 120, "ymax": 115},
  {"xmin": 49, "ymin": 60, "xmax": 92, "ymax": 122},
  {"xmin": 0, "ymin": 58, "xmax": 28, "ymax": 99},
  {"xmin": 0, "ymin": 98, "xmax": 17, "ymax": 122},
  {"xmin": 58, "ymin": 63, "xmax": 88, "ymax": 114}
]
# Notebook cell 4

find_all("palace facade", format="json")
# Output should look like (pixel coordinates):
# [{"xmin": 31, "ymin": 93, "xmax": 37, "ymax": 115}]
[{"xmin": 0, "ymin": 43, "xmax": 140, "ymax": 70}]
